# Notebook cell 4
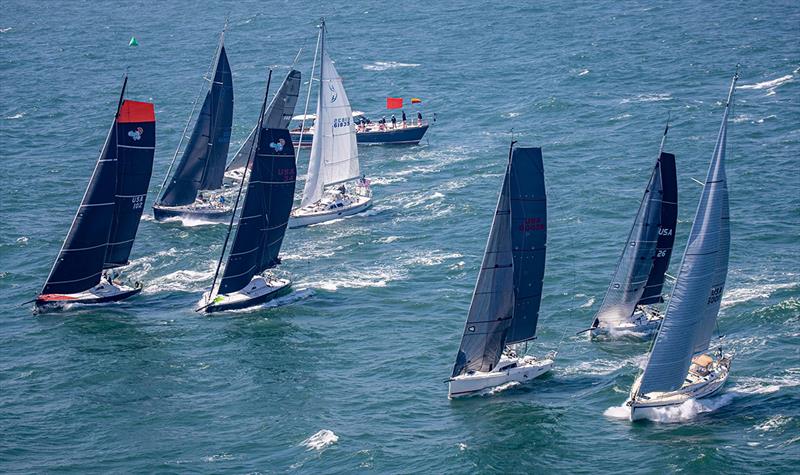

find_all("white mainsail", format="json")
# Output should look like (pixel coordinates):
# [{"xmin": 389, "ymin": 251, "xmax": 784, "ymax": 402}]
[
  {"xmin": 637, "ymin": 72, "xmax": 737, "ymax": 395},
  {"xmin": 300, "ymin": 46, "xmax": 359, "ymax": 208}
]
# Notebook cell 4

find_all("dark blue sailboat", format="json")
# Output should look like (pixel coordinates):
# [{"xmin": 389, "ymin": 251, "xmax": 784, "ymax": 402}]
[
  {"xmin": 36, "ymin": 76, "xmax": 155, "ymax": 310},
  {"xmin": 153, "ymin": 29, "xmax": 233, "ymax": 222},
  {"xmin": 588, "ymin": 123, "xmax": 677, "ymax": 338},
  {"xmin": 200, "ymin": 71, "xmax": 298, "ymax": 313}
]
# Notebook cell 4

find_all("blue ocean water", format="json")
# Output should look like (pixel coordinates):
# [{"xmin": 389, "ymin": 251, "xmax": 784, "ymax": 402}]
[{"xmin": 1, "ymin": 1, "xmax": 798, "ymax": 473}]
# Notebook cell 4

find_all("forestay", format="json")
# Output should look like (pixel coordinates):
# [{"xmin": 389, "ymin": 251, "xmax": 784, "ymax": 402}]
[
  {"xmin": 158, "ymin": 43, "xmax": 233, "ymax": 207},
  {"xmin": 218, "ymin": 128, "xmax": 297, "ymax": 295},
  {"xmin": 593, "ymin": 151, "xmax": 669, "ymax": 326},
  {"xmin": 452, "ymin": 146, "xmax": 547, "ymax": 377},
  {"xmin": 300, "ymin": 49, "xmax": 359, "ymax": 207},
  {"xmin": 638, "ymin": 74, "xmax": 736, "ymax": 395},
  {"xmin": 226, "ymin": 69, "xmax": 301, "ymax": 172}
]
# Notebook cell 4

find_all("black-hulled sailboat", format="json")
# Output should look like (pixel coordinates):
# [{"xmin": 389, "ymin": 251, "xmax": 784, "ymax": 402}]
[
  {"xmin": 588, "ymin": 123, "xmax": 678, "ymax": 338},
  {"xmin": 199, "ymin": 71, "xmax": 297, "ymax": 313},
  {"xmin": 36, "ymin": 76, "xmax": 155, "ymax": 310},
  {"xmin": 449, "ymin": 143, "xmax": 553, "ymax": 398},
  {"xmin": 224, "ymin": 68, "xmax": 301, "ymax": 181},
  {"xmin": 153, "ymin": 29, "xmax": 233, "ymax": 222}
]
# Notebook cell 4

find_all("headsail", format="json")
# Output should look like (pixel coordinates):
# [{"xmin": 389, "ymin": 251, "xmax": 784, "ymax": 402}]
[
  {"xmin": 452, "ymin": 146, "xmax": 547, "ymax": 377},
  {"xmin": 593, "ymin": 147, "xmax": 669, "ymax": 326},
  {"xmin": 638, "ymin": 152, "xmax": 677, "ymax": 305},
  {"xmin": 104, "ymin": 100, "xmax": 156, "ymax": 267},
  {"xmin": 226, "ymin": 69, "xmax": 301, "ymax": 172},
  {"xmin": 43, "ymin": 78, "xmax": 156, "ymax": 294},
  {"xmin": 157, "ymin": 40, "xmax": 233, "ymax": 207},
  {"xmin": 638, "ymin": 72, "xmax": 737, "ymax": 395},
  {"xmin": 300, "ymin": 29, "xmax": 359, "ymax": 207}
]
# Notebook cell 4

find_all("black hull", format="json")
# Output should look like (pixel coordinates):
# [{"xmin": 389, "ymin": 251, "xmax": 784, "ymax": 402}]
[
  {"xmin": 152, "ymin": 205, "xmax": 230, "ymax": 222},
  {"xmin": 35, "ymin": 287, "xmax": 142, "ymax": 310},
  {"xmin": 204, "ymin": 282, "xmax": 292, "ymax": 313}
]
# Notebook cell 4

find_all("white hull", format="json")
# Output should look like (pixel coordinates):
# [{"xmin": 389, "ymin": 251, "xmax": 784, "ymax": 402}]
[
  {"xmin": 36, "ymin": 277, "xmax": 142, "ymax": 311},
  {"xmin": 448, "ymin": 355, "xmax": 553, "ymax": 398},
  {"xmin": 627, "ymin": 353, "xmax": 732, "ymax": 421},
  {"xmin": 590, "ymin": 306, "xmax": 663, "ymax": 339},
  {"xmin": 289, "ymin": 190, "xmax": 372, "ymax": 228}
]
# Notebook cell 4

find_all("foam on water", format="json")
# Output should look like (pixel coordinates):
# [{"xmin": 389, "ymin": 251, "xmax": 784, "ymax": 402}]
[
  {"xmin": 620, "ymin": 93, "xmax": 672, "ymax": 104},
  {"xmin": 362, "ymin": 61, "xmax": 421, "ymax": 71},
  {"xmin": 301, "ymin": 265, "xmax": 405, "ymax": 291},
  {"xmin": 604, "ymin": 393, "xmax": 736, "ymax": 423},
  {"xmin": 302, "ymin": 429, "xmax": 339, "ymax": 451},
  {"xmin": 144, "ymin": 265, "xmax": 215, "ymax": 294},
  {"xmin": 738, "ymin": 74, "xmax": 793, "ymax": 90},
  {"xmin": 722, "ymin": 281, "xmax": 798, "ymax": 308},
  {"xmin": 483, "ymin": 381, "xmax": 521, "ymax": 396}
]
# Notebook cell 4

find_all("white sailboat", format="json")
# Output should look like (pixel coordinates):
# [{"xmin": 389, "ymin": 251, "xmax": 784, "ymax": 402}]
[
  {"xmin": 626, "ymin": 69, "xmax": 738, "ymax": 421},
  {"xmin": 587, "ymin": 123, "xmax": 678, "ymax": 338},
  {"xmin": 289, "ymin": 19, "xmax": 372, "ymax": 228},
  {"xmin": 449, "ymin": 143, "xmax": 553, "ymax": 398}
]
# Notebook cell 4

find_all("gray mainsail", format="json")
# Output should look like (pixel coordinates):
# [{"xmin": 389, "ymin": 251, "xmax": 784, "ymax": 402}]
[
  {"xmin": 226, "ymin": 69, "xmax": 301, "ymax": 172},
  {"xmin": 638, "ymin": 72, "xmax": 737, "ymax": 395},
  {"xmin": 593, "ymin": 131, "xmax": 672, "ymax": 327},
  {"xmin": 452, "ymin": 145, "xmax": 547, "ymax": 377}
]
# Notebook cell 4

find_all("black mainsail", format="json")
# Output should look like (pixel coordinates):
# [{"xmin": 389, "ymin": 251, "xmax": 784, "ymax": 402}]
[
  {"xmin": 212, "ymin": 73, "xmax": 297, "ymax": 296},
  {"xmin": 42, "ymin": 77, "xmax": 156, "ymax": 295},
  {"xmin": 592, "ymin": 127, "xmax": 676, "ymax": 327},
  {"xmin": 156, "ymin": 35, "xmax": 233, "ymax": 208},
  {"xmin": 226, "ymin": 69, "xmax": 301, "ymax": 172},
  {"xmin": 452, "ymin": 145, "xmax": 547, "ymax": 377}
]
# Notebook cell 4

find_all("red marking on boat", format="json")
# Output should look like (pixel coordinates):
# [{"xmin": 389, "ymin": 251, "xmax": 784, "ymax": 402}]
[
  {"xmin": 118, "ymin": 100, "xmax": 155, "ymax": 123},
  {"xmin": 37, "ymin": 294, "xmax": 78, "ymax": 301}
]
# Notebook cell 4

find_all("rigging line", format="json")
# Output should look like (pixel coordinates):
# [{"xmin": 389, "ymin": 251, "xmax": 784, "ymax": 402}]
[
  {"xmin": 156, "ymin": 29, "xmax": 222, "ymax": 203},
  {"xmin": 296, "ymin": 21, "xmax": 322, "ymax": 160},
  {"xmin": 204, "ymin": 70, "xmax": 273, "ymax": 307}
]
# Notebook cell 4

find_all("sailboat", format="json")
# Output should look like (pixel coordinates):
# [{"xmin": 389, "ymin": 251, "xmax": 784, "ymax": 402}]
[
  {"xmin": 224, "ymin": 68, "xmax": 302, "ymax": 181},
  {"xmin": 35, "ymin": 76, "xmax": 155, "ymax": 310},
  {"xmin": 199, "ymin": 71, "xmax": 297, "ymax": 313},
  {"xmin": 289, "ymin": 19, "xmax": 372, "ymax": 228},
  {"xmin": 587, "ymin": 123, "xmax": 678, "ymax": 338},
  {"xmin": 626, "ymin": 70, "xmax": 738, "ymax": 421},
  {"xmin": 153, "ymin": 28, "xmax": 234, "ymax": 222},
  {"xmin": 448, "ymin": 143, "xmax": 553, "ymax": 398}
]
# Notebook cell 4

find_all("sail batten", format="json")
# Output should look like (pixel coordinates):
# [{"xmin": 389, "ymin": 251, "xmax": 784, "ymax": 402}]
[
  {"xmin": 638, "ymin": 74, "xmax": 736, "ymax": 395},
  {"xmin": 452, "ymin": 146, "xmax": 547, "ymax": 377}
]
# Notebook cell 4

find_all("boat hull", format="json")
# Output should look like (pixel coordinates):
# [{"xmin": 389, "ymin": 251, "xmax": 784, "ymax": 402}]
[
  {"xmin": 448, "ymin": 356, "xmax": 553, "ymax": 398},
  {"xmin": 590, "ymin": 307, "xmax": 663, "ymax": 339},
  {"xmin": 628, "ymin": 355, "xmax": 731, "ymax": 421},
  {"xmin": 36, "ymin": 282, "xmax": 142, "ymax": 311},
  {"xmin": 202, "ymin": 276, "xmax": 292, "ymax": 313},
  {"xmin": 292, "ymin": 124, "xmax": 429, "ymax": 147},
  {"xmin": 289, "ymin": 194, "xmax": 372, "ymax": 228},
  {"xmin": 153, "ymin": 204, "xmax": 231, "ymax": 222}
]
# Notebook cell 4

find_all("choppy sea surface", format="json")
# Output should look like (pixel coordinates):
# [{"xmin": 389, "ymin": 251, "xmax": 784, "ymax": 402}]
[{"xmin": 1, "ymin": 1, "xmax": 798, "ymax": 473}]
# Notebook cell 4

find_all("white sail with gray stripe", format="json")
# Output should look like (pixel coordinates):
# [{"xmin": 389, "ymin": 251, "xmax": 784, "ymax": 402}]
[{"xmin": 637, "ymin": 72, "xmax": 737, "ymax": 395}]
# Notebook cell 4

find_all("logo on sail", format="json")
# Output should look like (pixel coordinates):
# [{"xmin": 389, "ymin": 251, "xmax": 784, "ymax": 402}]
[
  {"xmin": 269, "ymin": 138, "xmax": 286, "ymax": 153},
  {"xmin": 128, "ymin": 127, "xmax": 144, "ymax": 141},
  {"xmin": 328, "ymin": 82, "xmax": 338, "ymax": 103}
]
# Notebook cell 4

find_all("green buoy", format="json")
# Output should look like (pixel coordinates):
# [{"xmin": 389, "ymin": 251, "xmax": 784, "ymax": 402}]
[{"xmin": 129, "ymin": 36, "xmax": 139, "ymax": 47}]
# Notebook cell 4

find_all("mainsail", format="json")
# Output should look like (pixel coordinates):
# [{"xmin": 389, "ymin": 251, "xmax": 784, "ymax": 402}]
[
  {"xmin": 593, "ymin": 144, "xmax": 673, "ymax": 326},
  {"xmin": 215, "ymin": 74, "xmax": 297, "ymax": 297},
  {"xmin": 452, "ymin": 146, "xmax": 547, "ymax": 377},
  {"xmin": 157, "ymin": 39, "xmax": 233, "ymax": 207},
  {"xmin": 300, "ymin": 29, "xmax": 359, "ymax": 208},
  {"xmin": 638, "ymin": 152, "xmax": 677, "ymax": 305},
  {"xmin": 43, "ymin": 78, "xmax": 156, "ymax": 294},
  {"xmin": 638, "ymin": 73, "xmax": 736, "ymax": 395},
  {"xmin": 226, "ymin": 69, "xmax": 301, "ymax": 172}
]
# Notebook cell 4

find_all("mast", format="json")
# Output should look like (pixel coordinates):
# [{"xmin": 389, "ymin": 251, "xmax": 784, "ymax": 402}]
[
  {"xmin": 206, "ymin": 70, "xmax": 272, "ymax": 304},
  {"xmin": 296, "ymin": 20, "xmax": 323, "ymax": 155}
]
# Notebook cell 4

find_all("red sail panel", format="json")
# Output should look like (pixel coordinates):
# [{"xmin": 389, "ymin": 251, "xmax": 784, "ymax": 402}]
[{"xmin": 118, "ymin": 100, "xmax": 155, "ymax": 123}]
